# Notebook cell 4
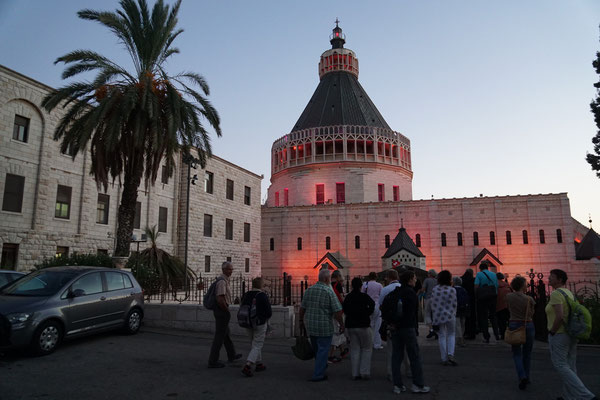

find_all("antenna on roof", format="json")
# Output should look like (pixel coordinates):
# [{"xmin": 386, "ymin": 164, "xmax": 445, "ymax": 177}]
[
  {"xmin": 589, "ymin": 214, "xmax": 593, "ymax": 229},
  {"xmin": 401, "ymin": 218, "xmax": 404, "ymax": 229}
]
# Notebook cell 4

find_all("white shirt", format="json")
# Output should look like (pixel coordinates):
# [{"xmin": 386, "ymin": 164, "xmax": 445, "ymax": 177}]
[
  {"xmin": 361, "ymin": 280, "xmax": 383, "ymax": 303},
  {"xmin": 378, "ymin": 280, "xmax": 401, "ymax": 306}
]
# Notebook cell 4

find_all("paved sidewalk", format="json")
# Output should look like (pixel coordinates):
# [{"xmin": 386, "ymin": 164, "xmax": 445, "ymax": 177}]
[{"xmin": 2, "ymin": 323, "xmax": 599, "ymax": 400}]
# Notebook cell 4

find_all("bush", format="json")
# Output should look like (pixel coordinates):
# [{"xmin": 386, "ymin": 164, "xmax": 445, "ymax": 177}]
[
  {"xmin": 126, "ymin": 253, "xmax": 161, "ymax": 294},
  {"xmin": 35, "ymin": 252, "xmax": 114, "ymax": 270}
]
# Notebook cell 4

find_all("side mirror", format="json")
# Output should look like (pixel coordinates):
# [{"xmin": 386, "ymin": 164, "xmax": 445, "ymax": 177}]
[{"xmin": 68, "ymin": 288, "xmax": 86, "ymax": 298}]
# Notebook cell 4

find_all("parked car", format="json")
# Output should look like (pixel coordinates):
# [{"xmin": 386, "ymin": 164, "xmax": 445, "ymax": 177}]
[
  {"xmin": 0, "ymin": 266, "xmax": 143, "ymax": 355},
  {"xmin": 0, "ymin": 270, "xmax": 26, "ymax": 289}
]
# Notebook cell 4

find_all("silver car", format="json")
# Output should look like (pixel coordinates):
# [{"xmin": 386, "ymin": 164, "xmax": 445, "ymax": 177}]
[
  {"xmin": 0, "ymin": 270, "xmax": 26, "ymax": 288},
  {"xmin": 0, "ymin": 266, "xmax": 143, "ymax": 355}
]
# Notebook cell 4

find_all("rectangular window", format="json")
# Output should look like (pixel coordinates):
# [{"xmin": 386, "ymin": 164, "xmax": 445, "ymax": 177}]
[
  {"xmin": 96, "ymin": 194, "xmax": 110, "ymax": 224},
  {"xmin": 13, "ymin": 115, "xmax": 29, "ymax": 143},
  {"xmin": 205, "ymin": 255, "xmax": 211, "ymax": 273},
  {"xmin": 226, "ymin": 256, "xmax": 232, "ymax": 262},
  {"xmin": 225, "ymin": 218, "xmax": 233, "ymax": 240},
  {"xmin": 393, "ymin": 186, "xmax": 400, "ymax": 202},
  {"xmin": 226, "ymin": 179, "xmax": 234, "ymax": 200},
  {"xmin": 134, "ymin": 202, "xmax": 141, "ymax": 229},
  {"xmin": 245, "ymin": 258, "xmax": 250, "ymax": 273},
  {"xmin": 336, "ymin": 183, "xmax": 345, "ymax": 204},
  {"xmin": 55, "ymin": 185, "xmax": 72, "ymax": 219},
  {"xmin": 204, "ymin": 214, "xmax": 213, "ymax": 237},
  {"xmin": 1, "ymin": 243, "xmax": 19, "ymax": 270},
  {"xmin": 158, "ymin": 207, "xmax": 168, "ymax": 233},
  {"xmin": 378, "ymin": 184, "xmax": 385, "ymax": 202},
  {"xmin": 284, "ymin": 188, "xmax": 289, "ymax": 206},
  {"xmin": 556, "ymin": 229, "xmax": 563, "ymax": 243},
  {"xmin": 204, "ymin": 171, "xmax": 214, "ymax": 194},
  {"xmin": 2, "ymin": 173, "xmax": 25, "ymax": 213},
  {"xmin": 244, "ymin": 186, "xmax": 251, "ymax": 205},
  {"xmin": 56, "ymin": 246, "xmax": 69, "ymax": 258},
  {"xmin": 275, "ymin": 191, "xmax": 279, "ymax": 206},
  {"xmin": 161, "ymin": 165, "xmax": 169, "ymax": 184},
  {"xmin": 316, "ymin": 184, "xmax": 325, "ymax": 205},
  {"xmin": 473, "ymin": 232, "xmax": 479, "ymax": 246},
  {"xmin": 244, "ymin": 223, "xmax": 251, "ymax": 242},
  {"xmin": 269, "ymin": 238, "xmax": 274, "ymax": 251},
  {"xmin": 539, "ymin": 229, "xmax": 545, "ymax": 244},
  {"xmin": 506, "ymin": 230, "xmax": 512, "ymax": 245},
  {"xmin": 490, "ymin": 231, "xmax": 496, "ymax": 246}
]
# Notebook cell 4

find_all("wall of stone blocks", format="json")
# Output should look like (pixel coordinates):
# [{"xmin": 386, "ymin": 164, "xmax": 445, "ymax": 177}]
[
  {"xmin": 261, "ymin": 193, "xmax": 598, "ymax": 281},
  {"xmin": 267, "ymin": 163, "xmax": 412, "ymax": 207}
]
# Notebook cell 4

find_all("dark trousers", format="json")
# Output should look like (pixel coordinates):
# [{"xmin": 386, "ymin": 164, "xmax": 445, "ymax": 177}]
[
  {"xmin": 477, "ymin": 297, "xmax": 499, "ymax": 340},
  {"xmin": 391, "ymin": 328, "xmax": 425, "ymax": 388},
  {"xmin": 496, "ymin": 308, "xmax": 510, "ymax": 339},
  {"xmin": 208, "ymin": 308, "xmax": 236, "ymax": 364},
  {"xmin": 464, "ymin": 300, "xmax": 477, "ymax": 338}
]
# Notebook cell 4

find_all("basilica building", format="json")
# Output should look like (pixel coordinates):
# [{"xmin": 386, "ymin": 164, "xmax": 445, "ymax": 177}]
[{"xmin": 260, "ymin": 23, "xmax": 600, "ymax": 281}]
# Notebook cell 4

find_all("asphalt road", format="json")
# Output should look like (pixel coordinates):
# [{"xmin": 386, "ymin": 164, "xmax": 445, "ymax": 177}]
[{"xmin": 1, "ymin": 326, "xmax": 599, "ymax": 400}]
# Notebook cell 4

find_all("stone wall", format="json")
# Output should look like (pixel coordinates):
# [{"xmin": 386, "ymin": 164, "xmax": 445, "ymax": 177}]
[{"xmin": 143, "ymin": 303, "xmax": 295, "ymax": 338}]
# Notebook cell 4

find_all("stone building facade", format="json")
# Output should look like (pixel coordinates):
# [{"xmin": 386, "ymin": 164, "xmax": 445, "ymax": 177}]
[
  {"xmin": 0, "ymin": 65, "xmax": 262, "ymax": 276},
  {"xmin": 261, "ymin": 24, "xmax": 600, "ymax": 282}
]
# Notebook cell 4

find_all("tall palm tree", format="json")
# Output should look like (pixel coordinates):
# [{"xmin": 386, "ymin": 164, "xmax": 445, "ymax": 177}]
[{"xmin": 42, "ymin": 0, "xmax": 221, "ymax": 256}]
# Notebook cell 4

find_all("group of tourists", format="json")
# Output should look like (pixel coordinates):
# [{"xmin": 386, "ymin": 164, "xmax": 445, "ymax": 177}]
[{"xmin": 204, "ymin": 261, "xmax": 597, "ymax": 399}]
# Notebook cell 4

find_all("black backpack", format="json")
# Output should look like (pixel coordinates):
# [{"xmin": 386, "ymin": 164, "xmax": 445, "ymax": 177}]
[
  {"xmin": 380, "ymin": 287, "xmax": 403, "ymax": 323},
  {"xmin": 238, "ymin": 291, "xmax": 259, "ymax": 328},
  {"xmin": 203, "ymin": 277, "xmax": 224, "ymax": 310}
]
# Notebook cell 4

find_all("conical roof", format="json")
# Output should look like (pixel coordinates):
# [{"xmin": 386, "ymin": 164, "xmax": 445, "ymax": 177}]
[
  {"xmin": 291, "ymin": 23, "xmax": 391, "ymax": 132},
  {"xmin": 382, "ymin": 227, "xmax": 424, "ymax": 259},
  {"xmin": 292, "ymin": 71, "xmax": 391, "ymax": 132},
  {"xmin": 576, "ymin": 228, "xmax": 600, "ymax": 260}
]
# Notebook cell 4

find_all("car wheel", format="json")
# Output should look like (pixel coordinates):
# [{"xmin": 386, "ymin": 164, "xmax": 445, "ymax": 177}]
[
  {"xmin": 124, "ymin": 309, "xmax": 142, "ymax": 334},
  {"xmin": 32, "ymin": 320, "xmax": 62, "ymax": 356}
]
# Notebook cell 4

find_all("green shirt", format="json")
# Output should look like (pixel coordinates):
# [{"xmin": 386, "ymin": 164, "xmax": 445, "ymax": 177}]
[
  {"xmin": 301, "ymin": 281, "xmax": 342, "ymax": 336},
  {"xmin": 545, "ymin": 288, "xmax": 573, "ymax": 333}
]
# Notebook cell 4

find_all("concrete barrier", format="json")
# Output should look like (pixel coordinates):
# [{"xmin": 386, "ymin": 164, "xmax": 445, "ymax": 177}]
[{"xmin": 143, "ymin": 303, "xmax": 296, "ymax": 338}]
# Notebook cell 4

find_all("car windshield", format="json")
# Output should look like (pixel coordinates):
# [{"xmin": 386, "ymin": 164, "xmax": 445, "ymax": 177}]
[{"xmin": 1, "ymin": 270, "xmax": 78, "ymax": 296}]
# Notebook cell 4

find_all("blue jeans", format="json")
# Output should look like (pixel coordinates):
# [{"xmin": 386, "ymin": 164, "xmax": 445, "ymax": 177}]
[
  {"xmin": 391, "ymin": 327, "xmax": 425, "ymax": 388},
  {"xmin": 310, "ymin": 335, "xmax": 332, "ymax": 379},
  {"xmin": 509, "ymin": 321, "xmax": 534, "ymax": 380}
]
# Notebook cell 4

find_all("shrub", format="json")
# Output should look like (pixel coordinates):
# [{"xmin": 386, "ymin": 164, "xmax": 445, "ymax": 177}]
[{"xmin": 35, "ymin": 252, "xmax": 114, "ymax": 270}]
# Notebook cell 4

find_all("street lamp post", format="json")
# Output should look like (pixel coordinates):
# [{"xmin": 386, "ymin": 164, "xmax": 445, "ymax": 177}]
[{"xmin": 182, "ymin": 153, "xmax": 199, "ymax": 291}]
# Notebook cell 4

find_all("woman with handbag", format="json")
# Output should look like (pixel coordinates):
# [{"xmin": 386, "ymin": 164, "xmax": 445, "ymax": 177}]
[{"xmin": 505, "ymin": 276, "xmax": 535, "ymax": 390}]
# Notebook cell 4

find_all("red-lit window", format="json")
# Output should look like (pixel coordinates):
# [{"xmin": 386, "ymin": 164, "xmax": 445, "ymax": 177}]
[
  {"xmin": 284, "ymin": 188, "xmax": 289, "ymax": 206},
  {"xmin": 275, "ymin": 191, "xmax": 279, "ymax": 206},
  {"xmin": 393, "ymin": 186, "xmax": 400, "ymax": 201},
  {"xmin": 316, "ymin": 184, "xmax": 325, "ymax": 205},
  {"xmin": 336, "ymin": 183, "xmax": 345, "ymax": 204},
  {"xmin": 378, "ymin": 184, "xmax": 385, "ymax": 202}
]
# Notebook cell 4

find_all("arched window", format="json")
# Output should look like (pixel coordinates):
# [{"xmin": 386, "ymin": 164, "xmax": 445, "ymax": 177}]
[
  {"xmin": 415, "ymin": 234, "xmax": 421, "ymax": 247},
  {"xmin": 522, "ymin": 230, "xmax": 528, "ymax": 244},
  {"xmin": 326, "ymin": 236, "xmax": 331, "ymax": 250},
  {"xmin": 355, "ymin": 235, "xmax": 360, "ymax": 249},
  {"xmin": 441, "ymin": 233, "xmax": 447, "ymax": 247},
  {"xmin": 539, "ymin": 229, "xmax": 545, "ymax": 244},
  {"xmin": 385, "ymin": 234, "xmax": 390, "ymax": 248},
  {"xmin": 457, "ymin": 232, "xmax": 463, "ymax": 246},
  {"xmin": 556, "ymin": 229, "xmax": 563, "ymax": 243},
  {"xmin": 490, "ymin": 231, "xmax": 496, "ymax": 245},
  {"xmin": 269, "ymin": 238, "xmax": 274, "ymax": 251},
  {"xmin": 473, "ymin": 231, "xmax": 479, "ymax": 246},
  {"xmin": 506, "ymin": 230, "xmax": 512, "ymax": 245},
  {"xmin": 297, "ymin": 237, "xmax": 302, "ymax": 250}
]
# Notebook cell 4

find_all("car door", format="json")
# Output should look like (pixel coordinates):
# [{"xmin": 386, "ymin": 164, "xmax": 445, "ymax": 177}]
[
  {"xmin": 102, "ymin": 271, "xmax": 134, "ymax": 326},
  {"xmin": 62, "ymin": 272, "xmax": 108, "ymax": 335}
]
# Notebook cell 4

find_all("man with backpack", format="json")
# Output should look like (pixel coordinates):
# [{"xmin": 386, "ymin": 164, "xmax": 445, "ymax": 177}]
[
  {"xmin": 207, "ymin": 262, "xmax": 242, "ymax": 368},
  {"xmin": 381, "ymin": 270, "xmax": 430, "ymax": 394},
  {"xmin": 474, "ymin": 261, "xmax": 500, "ymax": 343},
  {"xmin": 240, "ymin": 277, "xmax": 272, "ymax": 377},
  {"xmin": 546, "ymin": 269, "xmax": 597, "ymax": 400}
]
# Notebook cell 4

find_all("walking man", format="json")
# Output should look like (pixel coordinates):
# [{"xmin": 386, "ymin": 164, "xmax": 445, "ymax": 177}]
[
  {"xmin": 474, "ymin": 261, "xmax": 500, "ymax": 343},
  {"xmin": 208, "ymin": 261, "xmax": 241, "ymax": 368},
  {"xmin": 362, "ymin": 272, "xmax": 383, "ymax": 349},
  {"xmin": 299, "ymin": 269, "xmax": 345, "ymax": 382}
]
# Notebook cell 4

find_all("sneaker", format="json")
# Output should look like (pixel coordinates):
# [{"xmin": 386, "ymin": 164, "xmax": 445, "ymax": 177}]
[
  {"xmin": 255, "ymin": 363, "xmax": 266, "ymax": 372},
  {"xmin": 426, "ymin": 330, "xmax": 435, "ymax": 339},
  {"xmin": 411, "ymin": 384, "xmax": 430, "ymax": 393},
  {"xmin": 518, "ymin": 378, "xmax": 527, "ymax": 390},
  {"xmin": 441, "ymin": 360, "xmax": 450, "ymax": 366},
  {"xmin": 241, "ymin": 365, "xmax": 253, "ymax": 377},
  {"xmin": 340, "ymin": 348, "xmax": 350, "ymax": 358},
  {"xmin": 360, "ymin": 374, "xmax": 370, "ymax": 380},
  {"xmin": 228, "ymin": 353, "xmax": 242, "ymax": 362},
  {"xmin": 393, "ymin": 385, "xmax": 407, "ymax": 394},
  {"xmin": 448, "ymin": 356, "xmax": 458, "ymax": 366}
]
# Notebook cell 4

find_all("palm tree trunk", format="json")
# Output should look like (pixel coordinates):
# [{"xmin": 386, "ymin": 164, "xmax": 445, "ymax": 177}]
[{"xmin": 114, "ymin": 162, "xmax": 143, "ymax": 257}]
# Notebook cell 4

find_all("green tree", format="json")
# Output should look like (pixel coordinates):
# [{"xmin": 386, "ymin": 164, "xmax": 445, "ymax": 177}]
[
  {"xmin": 42, "ymin": 0, "xmax": 221, "ymax": 256},
  {"xmin": 588, "ymin": 30, "xmax": 600, "ymax": 178}
]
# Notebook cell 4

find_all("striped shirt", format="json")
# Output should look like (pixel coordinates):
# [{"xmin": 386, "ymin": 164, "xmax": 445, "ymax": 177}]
[{"xmin": 301, "ymin": 281, "xmax": 342, "ymax": 336}]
